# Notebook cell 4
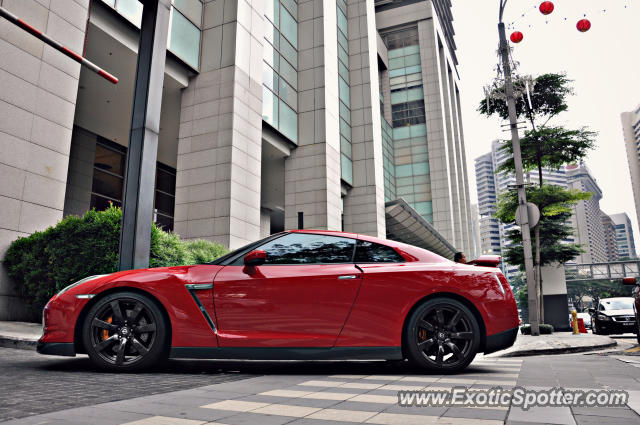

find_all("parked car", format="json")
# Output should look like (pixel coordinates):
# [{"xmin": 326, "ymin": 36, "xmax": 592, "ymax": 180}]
[
  {"xmin": 37, "ymin": 230, "xmax": 519, "ymax": 372},
  {"xmin": 623, "ymin": 277, "xmax": 640, "ymax": 344},
  {"xmin": 589, "ymin": 297, "xmax": 637, "ymax": 336}
]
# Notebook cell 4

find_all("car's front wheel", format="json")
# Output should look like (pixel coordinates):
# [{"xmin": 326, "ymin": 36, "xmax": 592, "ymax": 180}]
[
  {"xmin": 404, "ymin": 298, "xmax": 481, "ymax": 373},
  {"xmin": 82, "ymin": 291, "xmax": 168, "ymax": 372}
]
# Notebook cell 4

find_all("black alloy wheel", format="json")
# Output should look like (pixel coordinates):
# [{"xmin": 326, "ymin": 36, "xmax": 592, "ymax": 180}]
[
  {"xmin": 404, "ymin": 298, "xmax": 480, "ymax": 372},
  {"xmin": 82, "ymin": 291, "xmax": 168, "ymax": 371}
]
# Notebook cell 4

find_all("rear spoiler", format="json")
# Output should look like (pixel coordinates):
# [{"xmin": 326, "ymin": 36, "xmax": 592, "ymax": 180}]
[{"xmin": 468, "ymin": 255, "xmax": 501, "ymax": 268}]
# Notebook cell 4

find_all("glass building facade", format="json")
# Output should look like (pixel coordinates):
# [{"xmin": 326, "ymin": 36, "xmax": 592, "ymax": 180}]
[
  {"xmin": 336, "ymin": 0, "xmax": 353, "ymax": 185},
  {"xmin": 101, "ymin": 0, "xmax": 202, "ymax": 69},
  {"xmin": 383, "ymin": 28, "xmax": 432, "ymax": 223},
  {"xmin": 262, "ymin": 0, "xmax": 299, "ymax": 144}
]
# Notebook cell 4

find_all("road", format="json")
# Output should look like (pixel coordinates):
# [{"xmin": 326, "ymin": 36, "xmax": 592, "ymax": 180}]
[{"xmin": 1, "ymin": 344, "xmax": 640, "ymax": 425}]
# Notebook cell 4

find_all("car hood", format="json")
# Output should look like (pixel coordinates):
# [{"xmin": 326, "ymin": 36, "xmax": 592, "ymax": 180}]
[{"xmin": 601, "ymin": 309, "xmax": 634, "ymax": 316}]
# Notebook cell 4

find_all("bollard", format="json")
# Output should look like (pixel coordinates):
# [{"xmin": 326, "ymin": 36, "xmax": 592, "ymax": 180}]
[{"xmin": 571, "ymin": 310, "xmax": 579, "ymax": 335}]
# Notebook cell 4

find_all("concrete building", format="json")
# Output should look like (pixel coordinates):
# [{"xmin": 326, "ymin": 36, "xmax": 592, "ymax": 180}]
[
  {"xmin": 610, "ymin": 212, "xmax": 637, "ymax": 259},
  {"xmin": 567, "ymin": 164, "xmax": 608, "ymax": 264},
  {"xmin": 600, "ymin": 212, "xmax": 619, "ymax": 262},
  {"xmin": 621, "ymin": 104, "xmax": 640, "ymax": 234},
  {"xmin": 0, "ymin": 0, "xmax": 472, "ymax": 319}
]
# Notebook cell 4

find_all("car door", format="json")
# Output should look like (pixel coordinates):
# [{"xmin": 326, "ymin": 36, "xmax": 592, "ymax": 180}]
[{"xmin": 213, "ymin": 233, "xmax": 362, "ymax": 347}]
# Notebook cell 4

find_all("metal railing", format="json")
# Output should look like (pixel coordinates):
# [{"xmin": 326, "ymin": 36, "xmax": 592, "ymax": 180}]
[{"xmin": 564, "ymin": 260, "xmax": 640, "ymax": 282}]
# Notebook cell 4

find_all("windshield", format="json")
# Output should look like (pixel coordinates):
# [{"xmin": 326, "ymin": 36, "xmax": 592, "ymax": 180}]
[{"xmin": 601, "ymin": 299, "xmax": 634, "ymax": 310}]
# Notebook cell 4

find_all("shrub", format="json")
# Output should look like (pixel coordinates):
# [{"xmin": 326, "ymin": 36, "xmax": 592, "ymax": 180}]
[
  {"xmin": 520, "ymin": 324, "xmax": 554, "ymax": 335},
  {"xmin": 3, "ymin": 205, "xmax": 228, "ymax": 320}
]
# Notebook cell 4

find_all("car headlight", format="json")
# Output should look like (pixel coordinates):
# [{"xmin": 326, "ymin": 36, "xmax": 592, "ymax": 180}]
[
  {"xmin": 597, "ymin": 314, "xmax": 610, "ymax": 321},
  {"xmin": 57, "ymin": 275, "xmax": 107, "ymax": 296}
]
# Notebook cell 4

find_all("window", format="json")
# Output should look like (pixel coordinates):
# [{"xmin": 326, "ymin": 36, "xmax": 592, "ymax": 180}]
[
  {"xmin": 355, "ymin": 240, "xmax": 405, "ymax": 263},
  {"xmin": 262, "ymin": 0, "xmax": 298, "ymax": 144},
  {"xmin": 89, "ymin": 137, "xmax": 177, "ymax": 231},
  {"xmin": 258, "ymin": 233, "xmax": 356, "ymax": 264}
]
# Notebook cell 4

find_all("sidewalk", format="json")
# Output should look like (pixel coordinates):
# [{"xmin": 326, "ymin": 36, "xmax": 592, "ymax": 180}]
[
  {"xmin": 0, "ymin": 321, "xmax": 617, "ymax": 356},
  {"xmin": 488, "ymin": 331, "xmax": 617, "ymax": 357},
  {"xmin": 0, "ymin": 321, "xmax": 41, "ymax": 349}
]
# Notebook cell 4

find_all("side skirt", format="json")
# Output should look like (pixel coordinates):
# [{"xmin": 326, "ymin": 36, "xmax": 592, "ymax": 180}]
[{"xmin": 170, "ymin": 346, "xmax": 403, "ymax": 361}]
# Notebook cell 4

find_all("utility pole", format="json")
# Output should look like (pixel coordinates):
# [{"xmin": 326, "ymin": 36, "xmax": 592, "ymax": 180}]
[{"xmin": 498, "ymin": 0, "xmax": 539, "ymax": 335}]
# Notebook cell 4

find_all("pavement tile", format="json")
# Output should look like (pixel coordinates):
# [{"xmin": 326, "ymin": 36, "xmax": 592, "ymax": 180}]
[
  {"xmin": 214, "ymin": 412, "xmax": 294, "ymax": 425},
  {"xmin": 120, "ymin": 417, "xmax": 208, "ymax": 425},
  {"xmin": 201, "ymin": 400, "xmax": 270, "ymax": 412},
  {"xmin": 508, "ymin": 406, "xmax": 577, "ymax": 425},
  {"xmin": 571, "ymin": 406, "xmax": 639, "ymax": 418},
  {"xmin": 572, "ymin": 414, "xmax": 640, "ymax": 425},
  {"xmin": 328, "ymin": 401, "xmax": 390, "ymax": 412},
  {"xmin": 287, "ymin": 419, "xmax": 363, "ymax": 425},
  {"xmin": 306, "ymin": 408, "xmax": 379, "ymax": 422},
  {"xmin": 250, "ymin": 403, "xmax": 321, "ymax": 417},
  {"xmin": 442, "ymin": 407, "xmax": 508, "ymax": 420}
]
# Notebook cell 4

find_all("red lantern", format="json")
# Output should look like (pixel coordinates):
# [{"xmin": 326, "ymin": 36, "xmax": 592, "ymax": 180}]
[
  {"xmin": 510, "ymin": 31, "xmax": 524, "ymax": 43},
  {"xmin": 576, "ymin": 19, "xmax": 591, "ymax": 32},
  {"xmin": 539, "ymin": 1, "xmax": 554, "ymax": 15}
]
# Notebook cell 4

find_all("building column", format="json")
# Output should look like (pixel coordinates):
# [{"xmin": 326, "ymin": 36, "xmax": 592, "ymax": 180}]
[
  {"xmin": 453, "ymin": 85, "xmax": 473, "ymax": 254},
  {"xmin": 437, "ymin": 40, "xmax": 462, "ymax": 250},
  {"xmin": 342, "ymin": 0, "xmax": 386, "ymax": 238},
  {"xmin": 284, "ymin": 0, "xmax": 342, "ymax": 231},
  {"xmin": 174, "ymin": 0, "xmax": 263, "ymax": 249},
  {"xmin": 417, "ymin": 18, "xmax": 456, "ymax": 245},
  {"xmin": 0, "ymin": 0, "xmax": 90, "ymax": 320}
]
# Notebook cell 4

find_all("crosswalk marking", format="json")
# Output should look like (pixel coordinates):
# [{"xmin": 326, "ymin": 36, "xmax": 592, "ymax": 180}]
[{"xmin": 192, "ymin": 360, "xmax": 522, "ymax": 425}]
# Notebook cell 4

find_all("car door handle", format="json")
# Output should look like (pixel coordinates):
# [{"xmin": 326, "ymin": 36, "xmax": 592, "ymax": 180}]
[{"xmin": 338, "ymin": 275, "xmax": 358, "ymax": 280}]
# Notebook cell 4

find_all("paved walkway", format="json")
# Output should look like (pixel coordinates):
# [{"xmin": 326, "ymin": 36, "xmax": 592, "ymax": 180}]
[
  {"xmin": 488, "ymin": 332, "xmax": 617, "ymax": 357},
  {"xmin": 3, "ymin": 353, "xmax": 640, "ymax": 425}
]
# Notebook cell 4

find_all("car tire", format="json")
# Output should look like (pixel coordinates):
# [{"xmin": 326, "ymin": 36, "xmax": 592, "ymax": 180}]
[
  {"xmin": 82, "ymin": 291, "xmax": 168, "ymax": 372},
  {"xmin": 404, "ymin": 297, "xmax": 481, "ymax": 373}
]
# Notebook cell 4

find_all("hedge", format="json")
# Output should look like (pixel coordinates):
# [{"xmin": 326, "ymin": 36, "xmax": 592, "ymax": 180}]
[
  {"xmin": 3, "ymin": 205, "xmax": 228, "ymax": 320},
  {"xmin": 520, "ymin": 324, "xmax": 554, "ymax": 335}
]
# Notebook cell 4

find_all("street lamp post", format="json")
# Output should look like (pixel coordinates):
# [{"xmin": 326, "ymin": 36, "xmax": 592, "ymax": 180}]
[{"xmin": 498, "ymin": 0, "xmax": 540, "ymax": 335}]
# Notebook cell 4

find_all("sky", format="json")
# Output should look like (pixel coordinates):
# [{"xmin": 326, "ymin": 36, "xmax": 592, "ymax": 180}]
[{"xmin": 450, "ymin": 0, "xmax": 640, "ymax": 243}]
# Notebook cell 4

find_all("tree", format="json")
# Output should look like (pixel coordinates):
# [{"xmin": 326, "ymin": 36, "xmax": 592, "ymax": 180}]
[
  {"xmin": 479, "ymin": 72, "xmax": 597, "ymax": 322},
  {"xmin": 495, "ymin": 185, "xmax": 591, "ymax": 268}
]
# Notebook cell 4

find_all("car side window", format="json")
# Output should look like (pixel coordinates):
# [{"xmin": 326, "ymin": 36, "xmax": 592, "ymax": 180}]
[
  {"xmin": 257, "ymin": 233, "xmax": 356, "ymax": 264},
  {"xmin": 598, "ymin": 303, "xmax": 605, "ymax": 311},
  {"xmin": 354, "ymin": 240, "xmax": 405, "ymax": 263}
]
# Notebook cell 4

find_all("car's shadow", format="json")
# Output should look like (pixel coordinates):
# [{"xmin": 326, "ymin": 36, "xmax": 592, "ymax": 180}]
[{"xmin": 36, "ymin": 355, "xmax": 507, "ymax": 376}]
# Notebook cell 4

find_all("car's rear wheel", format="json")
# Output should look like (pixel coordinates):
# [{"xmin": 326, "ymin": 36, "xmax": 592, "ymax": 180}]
[
  {"xmin": 82, "ymin": 291, "xmax": 168, "ymax": 372},
  {"xmin": 404, "ymin": 298, "xmax": 480, "ymax": 373}
]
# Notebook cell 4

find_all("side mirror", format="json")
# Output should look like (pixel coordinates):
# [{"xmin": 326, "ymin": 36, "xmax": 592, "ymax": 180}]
[
  {"xmin": 588, "ymin": 308, "xmax": 595, "ymax": 315},
  {"xmin": 244, "ymin": 250, "xmax": 266, "ymax": 267},
  {"xmin": 622, "ymin": 277, "xmax": 637, "ymax": 286}
]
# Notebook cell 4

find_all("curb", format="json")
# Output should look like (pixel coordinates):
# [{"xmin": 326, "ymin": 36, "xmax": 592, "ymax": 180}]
[
  {"xmin": 499, "ymin": 340, "xmax": 617, "ymax": 357},
  {"xmin": 0, "ymin": 336, "xmax": 37, "ymax": 350}
]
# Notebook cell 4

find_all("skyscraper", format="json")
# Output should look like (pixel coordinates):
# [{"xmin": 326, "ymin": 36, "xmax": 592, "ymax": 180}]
[
  {"xmin": 621, "ymin": 105, "xmax": 640, "ymax": 234},
  {"xmin": 567, "ymin": 164, "xmax": 608, "ymax": 263},
  {"xmin": 600, "ymin": 212, "xmax": 619, "ymax": 262},
  {"xmin": 610, "ymin": 213, "xmax": 637, "ymax": 259}
]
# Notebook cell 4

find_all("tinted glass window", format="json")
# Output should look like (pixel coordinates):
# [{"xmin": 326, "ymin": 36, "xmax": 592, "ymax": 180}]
[
  {"xmin": 355, "ymin": 240, "xmax": 405, "ymax": 263},
  {"xmin": 259, "ymin": 233, "xmax": 355, "ymax": 264}
]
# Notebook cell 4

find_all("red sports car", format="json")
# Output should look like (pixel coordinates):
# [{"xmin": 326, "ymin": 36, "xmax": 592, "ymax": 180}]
[{"xmin": 38, "ymin": 230, "xmax": 519, "ymax": 372}]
